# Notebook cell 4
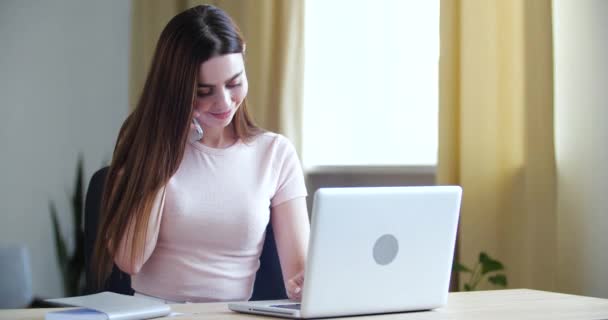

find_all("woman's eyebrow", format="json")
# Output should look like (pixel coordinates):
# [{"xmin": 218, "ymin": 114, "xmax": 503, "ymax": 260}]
[{"xmin": 197, "ymin": 70, "xmax": 243, "ymax": 87}]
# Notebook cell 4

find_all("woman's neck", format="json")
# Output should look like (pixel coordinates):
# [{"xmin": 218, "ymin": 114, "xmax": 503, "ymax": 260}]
[{"xmin": 200, "ymin": 126, "xmax": 236, "ymax": 148}]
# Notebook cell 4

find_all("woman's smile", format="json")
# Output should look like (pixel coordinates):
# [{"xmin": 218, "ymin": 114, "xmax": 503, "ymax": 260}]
[{"xmin": 209, "ymin": 110, "xmax": 232, "ymax": 120}]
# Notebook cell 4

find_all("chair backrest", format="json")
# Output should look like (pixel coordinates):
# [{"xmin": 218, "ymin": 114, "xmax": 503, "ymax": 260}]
[
  {"xmin": 0, "ymin": 245, "xmax": 33, "ymax": 308},
  {"xmin": 84, "ymin": 167, "xmax": 133, "ymax": 295},
  {"xmin": 83, "ymin": 167, "xmax": 287, "ymax": 300}
]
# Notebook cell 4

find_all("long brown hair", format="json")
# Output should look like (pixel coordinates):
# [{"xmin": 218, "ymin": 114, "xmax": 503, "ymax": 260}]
[{"xmin": 92, "ymin": 5, "xmax": 261, "ymax": 288}]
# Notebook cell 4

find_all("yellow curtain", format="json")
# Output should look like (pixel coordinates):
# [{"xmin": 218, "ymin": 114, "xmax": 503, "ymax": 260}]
[
  {"xmin": 438, "ymin": 0, "xmax": 557, "ymax": 291},
  {"xmin": 129, "ymin": 0, "xmax": 304, "ymax": 152}
]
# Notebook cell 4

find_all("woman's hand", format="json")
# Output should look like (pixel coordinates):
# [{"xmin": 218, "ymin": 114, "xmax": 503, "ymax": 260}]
[{"xmin": 286, "ymin": 270, "xmax": 305, "ymax": 301}]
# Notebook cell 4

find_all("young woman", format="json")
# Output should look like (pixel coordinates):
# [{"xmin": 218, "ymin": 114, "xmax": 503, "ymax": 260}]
[{"xmin": 91, "ymin": 5, "xmax": 309, "ymax": 303}]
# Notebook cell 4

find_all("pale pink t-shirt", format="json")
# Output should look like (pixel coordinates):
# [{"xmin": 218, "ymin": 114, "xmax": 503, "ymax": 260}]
[{"xmin": 114, "ymin": 132, "xmax": 307, "ymax": 303}]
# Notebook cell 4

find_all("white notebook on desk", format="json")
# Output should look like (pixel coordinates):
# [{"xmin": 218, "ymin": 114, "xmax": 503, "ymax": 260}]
[{"xmin": 44, "ymin": 292, "xmax": 172, "ymax": 320}]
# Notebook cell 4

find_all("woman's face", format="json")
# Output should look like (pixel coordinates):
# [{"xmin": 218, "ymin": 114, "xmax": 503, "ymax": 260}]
[{"xmin": 193, "ymin": 53, "xmax": 248, "ymax": 130}]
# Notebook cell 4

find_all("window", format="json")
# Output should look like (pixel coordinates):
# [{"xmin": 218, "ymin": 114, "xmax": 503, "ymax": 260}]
[{"xmin": 302, "ymin": 0, "xmax": 440, "ymax": 168}]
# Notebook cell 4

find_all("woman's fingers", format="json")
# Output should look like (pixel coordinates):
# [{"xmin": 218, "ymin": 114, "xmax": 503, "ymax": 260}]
[{"xmin": 287, "ymin": 272, "xmax": 304, "ymax": 301}]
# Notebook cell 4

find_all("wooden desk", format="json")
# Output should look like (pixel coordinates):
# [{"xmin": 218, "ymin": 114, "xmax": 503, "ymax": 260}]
[{"xmin": 2, "ymin": 289, "xmax": 608, "ymax": 320}]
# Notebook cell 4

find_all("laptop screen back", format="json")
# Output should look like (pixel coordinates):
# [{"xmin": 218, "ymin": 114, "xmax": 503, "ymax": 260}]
[{"xmin": 299, "ymin": 186, "xmax": 462, "ymax": 318}]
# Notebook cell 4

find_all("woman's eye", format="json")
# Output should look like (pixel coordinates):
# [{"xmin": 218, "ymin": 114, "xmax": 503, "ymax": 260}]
[
  {"xmin": 197, "ymin": 90, "xmax": 212, "ymax": 97},
  {"xmin": 227, "ymin": 82, "xmax": 241, "ymax": 88}
]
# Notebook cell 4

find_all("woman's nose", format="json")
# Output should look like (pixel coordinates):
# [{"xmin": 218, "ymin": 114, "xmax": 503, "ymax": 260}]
[{"xmin": 215, "ymin": 88, "xmax": 231, "ymax": 109}]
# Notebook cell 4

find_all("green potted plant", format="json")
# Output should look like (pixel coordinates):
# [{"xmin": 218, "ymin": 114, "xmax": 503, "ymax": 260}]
[
  {"xmin": 453, "ymin": 252, "xmax": 507, "ymax": 291},
  {"xmin": 49, "ymin": 155, "xmax": 85, "ymax": 296}
]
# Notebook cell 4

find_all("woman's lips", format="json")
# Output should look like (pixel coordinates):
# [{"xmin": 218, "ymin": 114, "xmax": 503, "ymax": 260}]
[{"xmin": 209, "ymin": 110, "xmax": 232, "ymax": 120}]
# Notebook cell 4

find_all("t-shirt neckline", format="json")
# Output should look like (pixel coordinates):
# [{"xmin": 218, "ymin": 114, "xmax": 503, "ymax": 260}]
[{"xmin": 188, "ymin": 139, "xmax": 243, "ymax": 155}]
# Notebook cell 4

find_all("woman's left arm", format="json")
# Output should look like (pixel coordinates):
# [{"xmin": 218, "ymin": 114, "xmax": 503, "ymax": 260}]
[{"xmin": 271, "ymin": 196, "xmax": 310, "ymax": 301}]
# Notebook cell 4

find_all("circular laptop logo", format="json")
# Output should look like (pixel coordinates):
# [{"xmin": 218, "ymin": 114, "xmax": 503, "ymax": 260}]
[{"xmin": 373, "ymin": 234, "xmax": 399, "ymax": 265}]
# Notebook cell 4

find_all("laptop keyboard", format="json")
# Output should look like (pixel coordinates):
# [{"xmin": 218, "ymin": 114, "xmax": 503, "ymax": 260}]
[{"xmin": 270, "ymin": 303, "xmax": 301, "ymax": 310}]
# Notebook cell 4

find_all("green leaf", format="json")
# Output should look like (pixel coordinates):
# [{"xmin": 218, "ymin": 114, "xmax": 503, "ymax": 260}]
[
  {"xmin": 479, "ymin": 252, "xmax": 504, "ymax": 275},
  {"xmin": 452, "ymin": 262, "xmax": 473, "ymax": 273},
  {"xmin": 72, "ymin": 155, "xmax": 84, "ymax": 237},
  {"xmin": 50, "ymin": 202, "xmax": 68, "ymax": 274},
  {"xmin": 488, "ymin": 274, "xmax": 507, "ymax": 287},
  {"xmin": 50, "ymin": 156, "xmax": 88, "ymax": 296},
  {"xmin": 464, "ymin": 283, "xmax": 473, "ymax": 291}
]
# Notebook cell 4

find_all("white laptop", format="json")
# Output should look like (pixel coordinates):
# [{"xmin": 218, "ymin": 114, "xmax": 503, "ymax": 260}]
[{"xmin": 229, "ymin": 186, "xmax": 462, "ymax": 319}]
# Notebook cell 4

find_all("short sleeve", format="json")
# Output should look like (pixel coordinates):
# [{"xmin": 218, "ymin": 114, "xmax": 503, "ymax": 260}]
[{"xmin": 271, "ymin": 136, "xmax": 308, "ymax": 207}]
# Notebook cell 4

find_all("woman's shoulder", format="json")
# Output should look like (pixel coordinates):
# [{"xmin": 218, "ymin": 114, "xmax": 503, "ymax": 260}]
[{"xmin": 251, "ymin": 131, "xmax": 295, "ymax": 151}]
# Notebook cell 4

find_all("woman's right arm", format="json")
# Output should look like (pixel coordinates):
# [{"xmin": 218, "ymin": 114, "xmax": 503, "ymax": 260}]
[{"xmin": 113, "ymin": 186, "xmax": 167, "ymax": 275}]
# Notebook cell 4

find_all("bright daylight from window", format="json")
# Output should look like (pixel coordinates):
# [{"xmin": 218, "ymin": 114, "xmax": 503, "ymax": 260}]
[{"xmin": 302, "ymin": 0, "xmax": 439, "ymax": 168}]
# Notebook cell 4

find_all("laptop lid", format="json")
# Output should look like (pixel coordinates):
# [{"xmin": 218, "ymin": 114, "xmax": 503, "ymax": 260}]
[{"xmin": 229, "ymin": 186, "xmax": 462, "ymax": 318}]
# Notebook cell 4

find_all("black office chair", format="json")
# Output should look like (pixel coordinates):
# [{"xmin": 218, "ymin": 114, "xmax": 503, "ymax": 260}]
[{"xmin": 83, "ymin": 167, "xmax": 287, "ymax": 300}]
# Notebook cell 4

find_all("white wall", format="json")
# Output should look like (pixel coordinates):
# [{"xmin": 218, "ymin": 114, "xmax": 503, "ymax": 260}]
[
  {"xmin": 0, "ymin": 0, "xmax": 130, "ymax": 298},
  {"xmin": 553, "ymin": 0, "xmax": 608, "ymax": 298}
]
